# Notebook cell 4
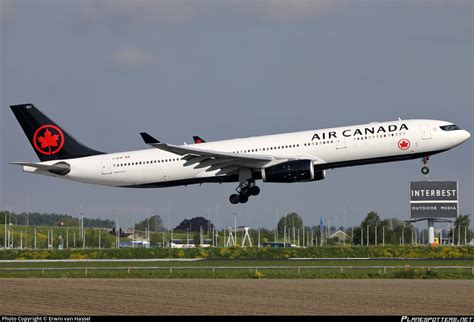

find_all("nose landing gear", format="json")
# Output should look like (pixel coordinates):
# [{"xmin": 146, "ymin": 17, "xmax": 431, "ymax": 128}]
[
  {"xmin": 229, "ymin": 179, "xmax": 260, "ymax": 204},
  {"xmin": 421, "ymin": 156, "xmax": 430, "ymax": 175}
]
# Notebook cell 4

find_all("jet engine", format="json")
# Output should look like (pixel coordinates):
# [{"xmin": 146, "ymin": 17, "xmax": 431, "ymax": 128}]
[{"xmin": 261, "ymin": 160, "xmax": 326, "ymax": 183}]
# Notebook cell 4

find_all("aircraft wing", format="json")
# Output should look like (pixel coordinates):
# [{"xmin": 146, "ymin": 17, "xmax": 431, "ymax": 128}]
[
  {"xmin": 140, "ymin": 132, "xmax": 276, "ymax": 175},
  {"xmin": 140, "ymin": 132, "xmax": 326, "ymax": 175}
]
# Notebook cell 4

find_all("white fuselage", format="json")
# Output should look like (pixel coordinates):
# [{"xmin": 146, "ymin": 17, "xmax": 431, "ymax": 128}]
[{"xmin": 23, "ymin": 119, "xmax": 470, "ymax": 187}]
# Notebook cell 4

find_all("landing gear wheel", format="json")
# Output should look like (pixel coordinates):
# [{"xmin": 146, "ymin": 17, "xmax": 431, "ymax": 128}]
[
  {"xmin": 240, "ymin": 187, "xmax": 250, "ymax": 197},
  {"xmin": 230, "ymin": 176, "xmax": 260, "ymax": 204},
  {"xmin": 421, "ymin": 156, "xmax": 430, "ymax": 175},
  {"xmin": 239, "ymin": 194, "xmax": 249, "ymax": 204},
  {"xmin": 249, "ymin": 186, "xmax": 260, "ymax": 196},
  {"xmin": 229, "ymin": 194, "xmax": 240, "ymax": 205}
]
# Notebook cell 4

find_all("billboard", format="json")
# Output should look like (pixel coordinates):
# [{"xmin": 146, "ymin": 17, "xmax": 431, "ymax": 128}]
[{"xmin": 410, "ymin": 181, "xmax": 458, "ymax": 218}]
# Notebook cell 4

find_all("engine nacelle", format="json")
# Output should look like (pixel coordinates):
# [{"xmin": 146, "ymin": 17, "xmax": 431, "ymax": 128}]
[{"xmin": 261, "ymin": 160, "xmax": 326, "ymax": 183}]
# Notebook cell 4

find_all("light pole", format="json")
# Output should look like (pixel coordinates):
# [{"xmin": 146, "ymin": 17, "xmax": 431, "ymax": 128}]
[
  {"xmin": 366, "ymin": 225, "xmax": 369, "ymax": 246},
  {"xmin": 215, "ymin": 205, "xmax": 219, "ymax": 246},
  {"xmin": 4, "ymin": 211, "xmax": 7, "ymax": 249},
  {"xmin": 375, "ymin": 225, "xmax": 377, "ymax": 246},
  {"xmin": 200, "ymin": 226, "xmax": 203, "ymax": 246},
  {"xmin": 147, "ymin": 217, "xmax": 150, "ymax": 241},
  {"xmin": 274, "ymin": 208, "xmax": 278, "ymax": 243},
  {"xmin": 234, "ymin": 213, "xmax": 237, "ymax": 246},
  {"xmin": 258, "ymin": 229, "xmax": 260, "ymax": 247},
  {"xmin": 382, "ymin": 226, "xmax": 385, "ymax": 246},
  {"xmin": 189, "ymin": 221, "xmax": 192, "ymax": 244}
]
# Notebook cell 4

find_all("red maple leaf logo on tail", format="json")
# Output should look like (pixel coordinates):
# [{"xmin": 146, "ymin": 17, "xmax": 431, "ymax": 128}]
[
  {"xmin": 38, "ymin": 129, "xmax": 59, "ymax": 149},
  {"xmin": 33, "ymin": 125, "xmax": 64, "ymax": 155}
]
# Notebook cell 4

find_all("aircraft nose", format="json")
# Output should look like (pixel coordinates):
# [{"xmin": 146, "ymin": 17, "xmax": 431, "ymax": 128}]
[
  {"xmin": 464, "ymin": 130, "xmax": 471, "ymax": 141},
  {"xmin": 458, "ymin": 129, "xmax": 471, "ymax": 144}
]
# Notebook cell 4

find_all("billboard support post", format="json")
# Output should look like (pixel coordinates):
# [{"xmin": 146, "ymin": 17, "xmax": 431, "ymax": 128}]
[{"xmin": 428, "ymin": 218, "xmax": 434, "ymax": 245}]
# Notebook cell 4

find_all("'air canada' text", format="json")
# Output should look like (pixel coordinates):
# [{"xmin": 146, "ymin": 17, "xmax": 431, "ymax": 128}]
[{"xmin": 311, "ymin": 123, "xmax": 409, "ymax": 141}]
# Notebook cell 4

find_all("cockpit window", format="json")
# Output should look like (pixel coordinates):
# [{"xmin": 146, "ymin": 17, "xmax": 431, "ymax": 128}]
[{"xmin": 440, "ymin": 124, "xmax": 461, "ymax": 131}]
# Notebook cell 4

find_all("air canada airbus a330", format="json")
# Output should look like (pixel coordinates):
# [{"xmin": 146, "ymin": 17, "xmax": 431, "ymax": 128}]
[{"xmin": 10, "ymin": 104, "xmax": 471, "ymax": 204}]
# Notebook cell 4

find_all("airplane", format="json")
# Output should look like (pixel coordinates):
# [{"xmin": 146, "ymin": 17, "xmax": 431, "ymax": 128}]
[{"xmin": 9, "ymin": 103, "xmax": 471, "ymax": 204}]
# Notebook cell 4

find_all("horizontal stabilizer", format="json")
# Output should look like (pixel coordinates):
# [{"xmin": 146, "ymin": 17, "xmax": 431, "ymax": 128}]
[{"xmin": 10, "ymin": 161, "xmax": 70, "ymax": 175}]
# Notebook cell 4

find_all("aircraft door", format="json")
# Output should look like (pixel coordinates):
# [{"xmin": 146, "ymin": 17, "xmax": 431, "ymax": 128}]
[
  {"xmin": 421, "ymin": 124, "xmax": 432, "ymax": 140},
  {"xmin": 101, "ymin": 159, "xmax": 112, "ymax": 175},
  {"xmin": 336, "ymin": 137, "xmax": 347, "ymax": 149}
]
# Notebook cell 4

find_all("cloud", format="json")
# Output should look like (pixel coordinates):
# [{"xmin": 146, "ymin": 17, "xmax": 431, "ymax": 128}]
[
  {"xmin": 80, "ymin": 1, "xmax": 203, "ymax": 24},
  {"xmin": 79, "ymin": 0, "xmax": 344, "ymax": 24},
  {"xmin": 114, "ymin": 48, "xmax": 154, "ymax": 66},
  {"xmin": 242, "ymin": 0, "xmax": 343, "ymax": 22},
  {"xmin": 0, "ymin": 0, "xmax": 13, "ymax": 20}
]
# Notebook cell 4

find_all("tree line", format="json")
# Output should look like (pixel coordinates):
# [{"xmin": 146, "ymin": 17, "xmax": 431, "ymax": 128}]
[
  {"xmin": 274, "ymin": 211, "xmax": 471, "ymax": 246},
  {"xmin": 0, "ymin": 211, "xmax": 115, "ymax": 228}
]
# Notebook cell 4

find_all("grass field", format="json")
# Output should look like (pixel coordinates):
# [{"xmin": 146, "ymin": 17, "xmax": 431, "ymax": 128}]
[{"xmin": 0, "ymin": 259, "xmax": 472, "ymax": 279}]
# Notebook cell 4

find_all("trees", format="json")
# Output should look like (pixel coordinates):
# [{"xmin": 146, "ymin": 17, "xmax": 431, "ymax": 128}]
[
  {"xmin": 451, "ymin": 214, "xmax": 471, "ymax": 245},
  {"xmin": 0, "ymin": 211, "xmax": 114, "ymax": 228},
  {"xmin": 354, "ymin": 211, "xmax": 381, "ymax": 245},
  {"xmin": 258, "ymin": 228, "xmax": 274, "ymax": 243},
  {"xmin": 277, "ymin": 212, "xmax": 303, "ymax": 236},
  {"xmin": 173, "ymin": 217, "xmax": 214, "ymax": 232},
  {"xmin": 134, "ymin": 215, "xmax": 165, "ymax": 232},
  {"xmin": 352, "ymin": 212, "xmax": 414, "ymax": 245},
  {"xmin": 277, "ymin": 213, "xmax": 303, "ymax": 244}
]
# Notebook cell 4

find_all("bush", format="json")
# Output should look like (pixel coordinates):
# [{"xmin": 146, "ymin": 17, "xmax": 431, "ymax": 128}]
[
  {"xmin": 253, "ymin": 271, "xmax": 265, "ymax": 279},
  {"xmin": 0, "ymin": 245, "xmax": 472, "ymax": 260}
]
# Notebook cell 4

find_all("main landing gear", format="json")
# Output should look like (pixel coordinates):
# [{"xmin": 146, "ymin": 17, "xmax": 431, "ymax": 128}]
[
  {"xmin": 229, "ymin": 179, "xmax": 260, "ymax": 204},
  {"xmin": 421, "ymin": 156, "xmax": 430, "ymax": 175}
]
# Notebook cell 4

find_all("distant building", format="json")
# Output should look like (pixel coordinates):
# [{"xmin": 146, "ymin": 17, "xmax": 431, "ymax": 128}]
[
  {"xmin": 200, "ymin": 239, "xmax": 213, "ymax": 248},
  {"xmin": 170, "ymin": 239, "xmax": 195, "ymax": 248},
  {"xmin": 119, "ymin": 240, "xmax": 150, "ymax": 248},
  {"xmin": 261, "ymin": 242, "xmax": 297, "ymax": 248},
  {"xmin": 328, "ymin": 230, "xmax": 351, "ymax": 243}
]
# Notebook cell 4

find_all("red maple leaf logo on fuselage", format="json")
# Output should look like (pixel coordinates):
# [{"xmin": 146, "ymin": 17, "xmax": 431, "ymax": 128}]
[{"xmin": 398, "ymin": 139, "xmax": 410, "ymax": 150}]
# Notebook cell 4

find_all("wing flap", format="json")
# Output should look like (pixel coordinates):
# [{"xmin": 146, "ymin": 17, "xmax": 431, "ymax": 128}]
[
  {"xmin": 140, "ymin": 132, "xmax": 273, "ymax": 172},
  {"xmin": 139, "ymin": 132, "xmax": 326, "ymax": 174}
]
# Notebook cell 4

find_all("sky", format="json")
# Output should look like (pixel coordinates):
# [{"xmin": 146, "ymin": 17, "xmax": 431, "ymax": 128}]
[{"xmin": 0, "ymin": 0, "xmax": 472, "ymax": 231}]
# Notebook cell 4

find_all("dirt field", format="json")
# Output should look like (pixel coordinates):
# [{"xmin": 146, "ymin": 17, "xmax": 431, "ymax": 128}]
[{"xmin": 0, "ymin": 279, "xmax": 472, "ymax": 315}]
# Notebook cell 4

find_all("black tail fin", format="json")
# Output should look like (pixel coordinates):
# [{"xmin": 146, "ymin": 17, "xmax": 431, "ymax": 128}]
[{"xmin": 10, "ymin": 103, "xmax": 105, "ymax": 162}]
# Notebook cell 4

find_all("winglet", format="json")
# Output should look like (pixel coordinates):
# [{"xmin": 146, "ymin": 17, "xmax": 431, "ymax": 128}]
[{"xmin": 140, "ymin": 132, "xmax": 160, "ymax": 144}]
